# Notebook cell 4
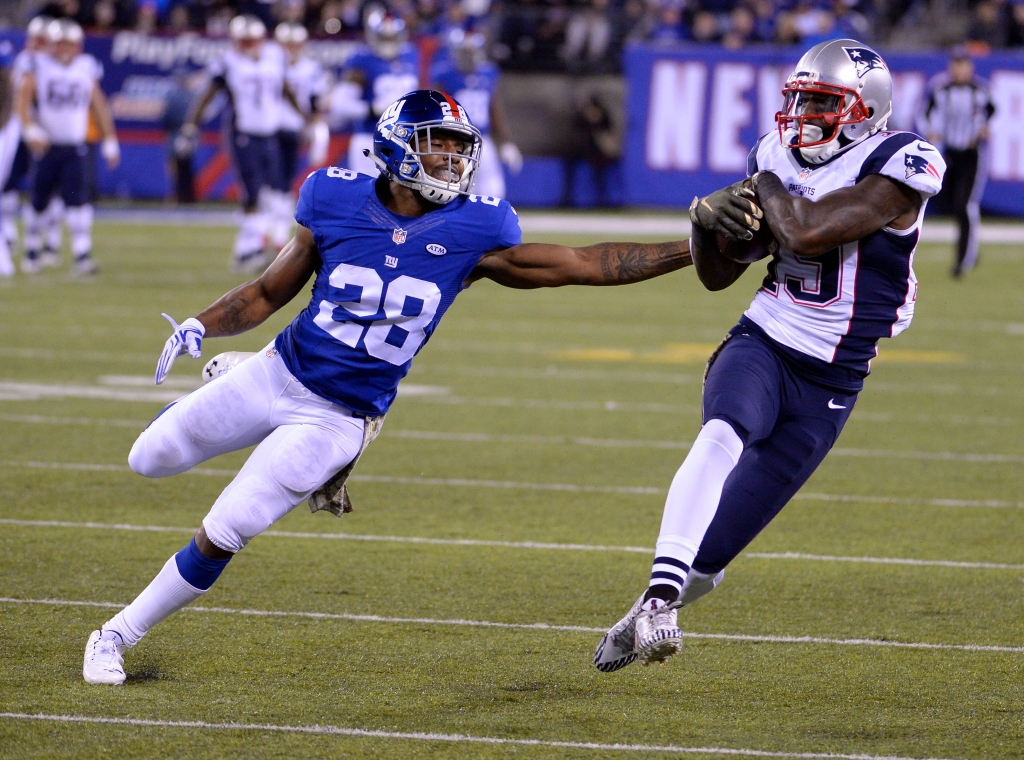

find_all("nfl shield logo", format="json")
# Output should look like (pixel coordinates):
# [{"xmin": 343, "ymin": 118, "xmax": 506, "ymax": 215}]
[
  {"xmin": 392, "ymin": 228, "xmax": 407, "ymax": 245},
  {"xmin": 798, "ymin": 167, "xmax": 811, "ymax": 180}
]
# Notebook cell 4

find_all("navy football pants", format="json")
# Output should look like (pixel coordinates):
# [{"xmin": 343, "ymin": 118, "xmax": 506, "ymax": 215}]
[
  {"xmin": 276, "ymin": 130, "xmax": 301, "ymax": 193},
  {"xmin": 4, "ymin": 140, "xmax": 31, "ymax": 193},
  {"xmin": 31, "ymin": 144, "xmax": 89, "ymax": 211},
  {"xmin": 232, "ymin": 132, "xmax": 281, "ymax": 210},
  {"xmin": 692, "ymin": 328, "xmax": 858, "ymax": 574}
]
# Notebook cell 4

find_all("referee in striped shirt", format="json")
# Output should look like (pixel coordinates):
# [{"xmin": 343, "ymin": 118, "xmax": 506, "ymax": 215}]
[{"xmin": 920, "ymin": 49, "xmax": 995, "ymax": 277}]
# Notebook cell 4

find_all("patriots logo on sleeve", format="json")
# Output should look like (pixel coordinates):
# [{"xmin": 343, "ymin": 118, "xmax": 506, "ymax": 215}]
[
  {"xmin": 905, "ymin": 153, "xmax": 941, "ymax": 180},
  {"xmin": 843, "ymin": 47, "xmax": 887, "ymax": 78}
]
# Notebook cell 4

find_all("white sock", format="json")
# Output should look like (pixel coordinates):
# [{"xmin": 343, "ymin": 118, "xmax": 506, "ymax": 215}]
[
  {"xmin": 650, "ymin": 419, "xmax": 743, "ymax": 594},
  {"xmin": 65, "ymin": 204, "xmax": 93, "ymax": 259},
  {"xmin": 678, "ymin": 568, "xmax": 725, "ymax": 607},
  {"xmin": 102, "ymin": 556, "xmax": 206, "ymax": 647},
  {"xmin": 22, "ymin": 205, "xmax": 41, "ymax": 255},
  {"xmin": 234, "ymin": 212, "xmax": 267, "ymax": 258},
  {"xmin": 270, "ymin": 190, "xmax": 295, "ymax": 248},
  {"xmin": 45, "ymin": 197, "xmax": 64, "ymax": 251},
  {"xmin": 0, "ymin": 191, "xmax": 18, "ymax": 246}
]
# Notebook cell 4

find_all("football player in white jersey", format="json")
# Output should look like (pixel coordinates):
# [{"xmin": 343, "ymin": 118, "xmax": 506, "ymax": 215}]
[
  {"xmin": 270, "ymin": 22, "xmax": 330, "ymax": 250},
  {"xmin": 2, "ymin": 16, "xmax": 63, "ymax": 265},
  {"xmin": 17, "ymin": 19, "xmax": 119, "ymax": 275},
  {"xmin": 182, "ymin": 15, "xmax": 315, "ymax": 272},
  {"xmin": 595, "ymin": 39, "xmax": 946, "ymax": 672}
]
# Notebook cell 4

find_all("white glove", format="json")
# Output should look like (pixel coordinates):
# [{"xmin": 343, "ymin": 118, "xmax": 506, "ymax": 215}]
[
  {"xmin": 155, "ymin": 313, "xmax": 205, "ymax": 385},
  {"xmin": 499, "ymin": 142, "xmax": 523, "ymax": 174},
  {"xmin": 101, "ymin": 137, "xmax": 121, "ymax": 167},
  {"xmin": 307, "ymin": 119, "xmax": 330, "ymax": 166}
]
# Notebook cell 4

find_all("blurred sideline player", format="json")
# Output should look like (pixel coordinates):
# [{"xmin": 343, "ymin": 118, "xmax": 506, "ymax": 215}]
[
  {"xmin": 430, "ymin": 30, "xmax": 522, "ymax": 199},
  {"xmin": 342, "ymin": 11, "xmax": 418, "ymax": 177},
  {"xmin": 271, "ymin": 22, "xmax": 330, "ymax": 250},
  {"xmin": 80, "ymin": 90, "xmax": 713, "ymax": 685},
  {"xmin": 0, "ymin": 39, "xmax": 18, "ymax": 276},
  {"xmin": 595, "ymin": 39, "xmax": 946, "ymax": 671},
  {"xmin": 17, "ymin": 19, "xmax": 119, "ymax": 275},
  {"xmin": 3, "ymin": 16, "xmax": 64, "ymax": 266},
  {"xmin": 183, "ymin": 15, "xmax": 313, "ymax": 272}
]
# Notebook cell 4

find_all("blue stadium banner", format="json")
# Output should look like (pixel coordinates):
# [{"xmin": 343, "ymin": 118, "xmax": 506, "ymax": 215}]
[{"xmin": 623, "ymin": 44, "xmax": 1024, "ymax": 215}]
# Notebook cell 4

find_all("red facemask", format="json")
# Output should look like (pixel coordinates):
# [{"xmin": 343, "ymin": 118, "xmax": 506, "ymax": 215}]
[{"xmin": 775, "ymin": 80, "xmax": 870, "ymax": 149}]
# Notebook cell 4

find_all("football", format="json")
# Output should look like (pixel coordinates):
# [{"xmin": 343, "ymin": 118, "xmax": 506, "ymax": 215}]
[{"xmin": 716, "ymin": 224, "xmax": 779, "ymax": 264}]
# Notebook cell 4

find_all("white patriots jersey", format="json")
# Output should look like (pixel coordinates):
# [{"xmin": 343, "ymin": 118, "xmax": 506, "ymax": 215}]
[
  {"xmin": 32, "ymin": 53, "xmax": 103, "ymax": 145},
  {"xmin": 745, "ymin": 130, "xmax": 945, "ymax": 374},
  {"xmin": 279, "ymin": 56, "xmax": 329, "ymax": 132},
  {"xmin": 209, "ymin": 44, "xmax": 288, "ymax": 137}
]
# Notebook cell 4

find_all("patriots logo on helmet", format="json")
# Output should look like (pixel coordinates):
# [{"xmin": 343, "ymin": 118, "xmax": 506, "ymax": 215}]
[
  {"xmin": 843, "ymin": 47, "xmax": 886, "ymax": 78},
  {"xmin": 905, "ymin": 153, "xmax": 940, "ymax": 180}
]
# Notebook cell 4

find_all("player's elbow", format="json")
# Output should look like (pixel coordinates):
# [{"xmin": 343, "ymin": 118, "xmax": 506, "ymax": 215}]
[{"xmin": 775, "ymin": 226, "xmax": 830, "ymax": 258}]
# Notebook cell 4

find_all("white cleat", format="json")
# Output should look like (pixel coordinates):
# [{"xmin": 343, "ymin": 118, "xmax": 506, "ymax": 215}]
[
  {"xmin": 21, "ymin": 256, "xmax": 41, "ymax": 274},
  {"xmin": 594, "ymin": 592, "xmax": 645, "ymax": 672},
  {"xmin": 635, "ymin": 598, "xmax": 682, "ymax": 666},
  {"xmin": 83, "ymin": 630, "xmax": 126, "ymax": 685}
]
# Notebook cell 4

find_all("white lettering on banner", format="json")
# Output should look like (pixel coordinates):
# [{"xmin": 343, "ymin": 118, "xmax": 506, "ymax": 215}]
[
  {"xmin": 646, "ymin": 60, "xmax": 707, "ymax": 171},
  {"xmin": 708, "ymin": 63, "xmax": 756, "ymax": 172},
  {"xmin": 757, "ymin": 65, "xmax": 788, "ymax": 138},
  {"xmin": 989, "ymin": 71, "xmax": 1024, "ymax": 181},
  {"xmin": 889, "ymin": 72, "xmax": 925, "ymax": 132}
]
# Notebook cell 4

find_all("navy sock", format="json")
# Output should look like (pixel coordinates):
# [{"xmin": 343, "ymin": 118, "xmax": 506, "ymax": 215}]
[
  {"xmin": 174, "ymin": 538, "xmax": 231, "ymax": 591},
  {"xmin": 644, "ymin": 584, "xmax": 680, "ymax": 604}
]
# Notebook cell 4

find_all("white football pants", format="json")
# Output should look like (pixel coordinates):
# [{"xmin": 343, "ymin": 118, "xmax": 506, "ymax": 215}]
[{"xmin": 128, "ymin": 346, "xmax": 365, "ymax": 553}]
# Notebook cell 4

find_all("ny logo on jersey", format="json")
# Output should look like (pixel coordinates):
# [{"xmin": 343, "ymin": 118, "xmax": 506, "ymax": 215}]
[
  {"xmin": 392, "ymin": 228, "xmax": 407, "ymax": 245},
  {"xmin": 905, "ymin": 154, "xmax": 940, "ymax": 180},
  {"xmin": 843, "ymin": 47, "xmax": 886, "ymax": 78},
  {"xmin": 384, "ymin": 255, "xmax": 399, "ymax": 268}
]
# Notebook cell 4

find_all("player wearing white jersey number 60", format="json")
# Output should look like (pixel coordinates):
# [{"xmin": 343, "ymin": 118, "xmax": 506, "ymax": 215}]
[
  {"xmin": 596, "ymin": 39, "xmax": 946, "ymax": 672},
  {"xmin": 17, "ymin": 19, "xmax": 119, "ymax": 276}
]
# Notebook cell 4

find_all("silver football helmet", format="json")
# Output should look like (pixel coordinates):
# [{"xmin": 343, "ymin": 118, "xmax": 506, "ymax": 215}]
[{"xmin": 776, "ymin": 38, "xmax": 892, "ymax": 165}]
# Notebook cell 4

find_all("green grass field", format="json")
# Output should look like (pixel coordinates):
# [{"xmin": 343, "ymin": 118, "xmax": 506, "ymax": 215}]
[{"xmin": 1, "ymin": 220, "xmax": 1023, "ymax": 759}]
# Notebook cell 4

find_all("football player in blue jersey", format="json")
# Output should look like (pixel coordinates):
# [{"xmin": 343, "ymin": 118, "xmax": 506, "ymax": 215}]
[
  {"xmin": 81, "ymin": 89, "xmax": 724, "ymax": 685},
  {"xmin": 342, "ymin": 11, "xmax": 420, "ymax": 177},
  {"xmin": 595, "ymin": 39, "xmax": 946, "ymax": 672},
  {"xmin": 430, "ymin": 30, "xmax": 522, "ymax": 199}
]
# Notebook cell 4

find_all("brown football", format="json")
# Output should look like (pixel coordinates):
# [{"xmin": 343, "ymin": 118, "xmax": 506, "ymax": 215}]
[{"xmin": 715, "ymin": 224, "xmax": 779, "ymax": 264}]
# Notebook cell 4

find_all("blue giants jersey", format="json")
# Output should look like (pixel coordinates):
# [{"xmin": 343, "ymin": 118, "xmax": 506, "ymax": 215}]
[
  {"xmin": 276, "ymin": 168, "xmax": 522, "ymax": 415},
  {"xmin": 429, "ymin": 62, "xmax": 500, "ymax": 134}
]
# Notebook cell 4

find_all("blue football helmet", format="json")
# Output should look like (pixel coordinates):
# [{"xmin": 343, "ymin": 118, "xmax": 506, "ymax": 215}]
[{"xmin": 369, "ymin": 89, "xmax": 483, "ymax": 205}]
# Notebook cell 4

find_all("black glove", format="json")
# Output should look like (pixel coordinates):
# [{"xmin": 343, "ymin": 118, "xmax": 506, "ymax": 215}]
[{"xmin": 689, "ymin": 181, "xmax": 764, "ymax": 242}]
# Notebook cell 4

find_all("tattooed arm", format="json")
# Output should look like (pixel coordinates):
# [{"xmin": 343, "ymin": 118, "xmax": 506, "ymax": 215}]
[
  {"xmin": 468, "ymin": 240, "xmax": 692, "ymax": 289},
  {"xmin": 195, "ymin": 225, "xmax": 320, "ymax": 337}
]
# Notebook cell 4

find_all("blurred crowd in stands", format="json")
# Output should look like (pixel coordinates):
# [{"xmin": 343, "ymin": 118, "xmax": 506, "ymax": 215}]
[{"xmin": 7, "ymin": 0, "xmax": 1024, "ymax": 71}]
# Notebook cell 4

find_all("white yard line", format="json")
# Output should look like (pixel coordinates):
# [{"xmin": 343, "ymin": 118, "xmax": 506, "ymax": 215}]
[
  {"xmin": 2, "ymin": 597, "xmax": 1022, "ymax": 655},
  {"xmin": 3, "ymin": 460, "xmax": 1024, "ymax": 509},
  {"xmin": 3, "ymin": 518, "xmax": 1023, "ymax": 570},
  {"xmin": 0, "ymin": 712, "xmax": 963, "ymax": 760}
]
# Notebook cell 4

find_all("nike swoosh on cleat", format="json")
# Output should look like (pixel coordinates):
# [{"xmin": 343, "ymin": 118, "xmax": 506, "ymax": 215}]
[{"xmin": 828, "ymin": 399, "xmax": 847, "ymax": 409}]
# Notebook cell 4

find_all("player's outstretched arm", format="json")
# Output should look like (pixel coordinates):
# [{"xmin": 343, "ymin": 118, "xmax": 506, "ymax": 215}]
[
  {"xmin": 197, "ymin": 225, "xmax": 320, "ymax": 337},
  {"xmin": 689, "ymin": 224, "xmax": 749, "ymax": 292},
  {"xmin": 752, "ymin": 171, "xmax": 921, "ymax": 257},
  {"xmin": 469, "ymin": 240, "xmax": 691, "ymax": 289}
]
